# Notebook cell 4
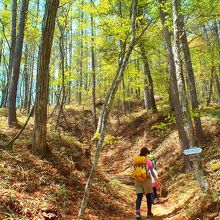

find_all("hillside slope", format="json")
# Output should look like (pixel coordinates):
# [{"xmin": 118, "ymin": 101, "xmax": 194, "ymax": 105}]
[
  {"xmin": 0, "ymin": 108, "xmax": 132, "ymax": 219},
  {"xmin": 100, "ymin": 106, "xmax": 220, "ymax": 219},
  {"xmin": 0, "ymin": 106, "xmax": 219, "ymax": 219}
]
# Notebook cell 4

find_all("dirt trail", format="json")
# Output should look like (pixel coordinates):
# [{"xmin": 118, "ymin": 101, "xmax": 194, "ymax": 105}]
[
  {"xmin": 99, "ymin": 112, "xmax": 191, "ymax": 220},
  {"xmin": 111, "ymin": 175, "xmax": 188, "ymax": 220}
]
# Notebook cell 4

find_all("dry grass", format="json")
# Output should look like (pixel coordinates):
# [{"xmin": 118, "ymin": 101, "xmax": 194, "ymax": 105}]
[{"xmin": 0, "ymin": 108, "xmax": 133, "ymax": 219}]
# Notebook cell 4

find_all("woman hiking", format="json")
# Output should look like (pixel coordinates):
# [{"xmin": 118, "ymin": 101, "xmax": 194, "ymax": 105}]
[{"xmin": 133, "ymin": 147, "xmax": 158, "ymax": 219}]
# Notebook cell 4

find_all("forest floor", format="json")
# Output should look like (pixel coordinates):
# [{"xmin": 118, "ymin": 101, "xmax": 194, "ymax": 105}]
[{"xmin": 0, "ymin": 103, "xmax": 219, "ymax": 219}]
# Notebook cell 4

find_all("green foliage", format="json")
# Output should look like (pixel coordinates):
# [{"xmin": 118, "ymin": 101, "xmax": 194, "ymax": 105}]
[
  {"xmin": 92, "ymin": 132, "xmax": 100, "ymax": 141},
  {"xmin": 104, "ymin": 134, "xmax": 121, "ymax": 146},
  {"xmin": 190, "ymin": 108, "xmax": 200, "ymax": 118},
  {"xmin": 152, "ymin": 114, "xmax": 176, "ymax": 136},
  {"xmin": 210, "ymin": 161, "xmax": 220, "ymax": 172},
  {"xmin": 152, "ymin": 113, "xmax": 175, "ymax": 132},
  {"xmin": 201, "ymin": 106, "xmax": 220, "ymax": 121},
  {"xmin": 92, "ymin": 133, "xmax": 120, "ymax": 146}
]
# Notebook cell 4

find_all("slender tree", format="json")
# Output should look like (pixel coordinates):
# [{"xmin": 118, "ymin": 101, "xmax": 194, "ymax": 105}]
[
  {"xmin": 55, "ymin": 24, "xmax": 66, "ymax": 130},
  {"xmin": 78, "ymin": 0, "xmax": 139, "ymax": 217},
  {"xmin": 172, "ymin": 0, "xmax": 195, "ymax": 146},
  {"xmin": 179, "ymin": 12, "xmax": 203, "ymax": 144},
  {"xmin": 203, "ymin": 25, "xmax": 215, "ymax": 106},
  {"xmin": 23, "ymin": 45, "xmax": 29, "ymax": 110},
  {"xmin": 8, "ymin": 0, "xmax": 29, "ymax": 127},
  {"xmin": 213, "ymin": 21, "xmax": 220, "ymax": 101},
  {"xmin": 139, "ymin": 42, "xmax": 157, "ymax": 111},
  {"xmin": 9, "ymin": 0, "xmax": 17, "ymax": 75},
  {"xmin": 158, "ymin": 0, "xmax": 191, "ymax": 171},
  {"xmin": 90, "ymin": 1, "xmax": 97, "ymax": 132},
  {"xmin": 78, "ymin": 0, "xmax": 84, "ymax": 105}
]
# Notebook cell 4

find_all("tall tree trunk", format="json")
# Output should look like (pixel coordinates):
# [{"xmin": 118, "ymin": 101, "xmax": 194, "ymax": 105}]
[
  {"xmin": 9, "ymin": 0, "xmax": 17, "ymax": 79},
  {"xmin": 1, "ymin": 48, "xmax": 9, "ymax": 108},
  {"xmin": 78, "ymin": 0, "xmax": 84, "ymax": 105},
  {"xmin": 55, "ymin": 29, "xmax": 66, "ymax": 130},
  {"xmin": 23, "ymin": 45, "xmax": 29, "ymax": 110},
  {"xmin": 28, "ymin": 0, "xmax": 40, "ymax": 112},
  {"xmin": 179, "ymin": 13, "xmax": 203, "ymax": 144},
  {"xmin": 140, "ymin": 52, "xmax": 152, "ymax": 109},
  {"xmin": 119, "ymin": 0, "xmax": 127, "ymax": 114},
  {"xmin": 0, "ymin": 39, "xmax": 5, "ymax": 107},
  {"xmin": 55, "ymin": 5, "xmax": 71, "ymax": 128},
  {"xmin": 8, "ymin": 0, "xmax": 29, "ymax": 127},
  {"xmin": 0, "ymin": 40, "xmax": 2, "ymax": 66},
  {"xmin": 215, "ymin": 74, "xmax": 220, "ymax": 101},
  {"xmin": 32, "ymin": 0, "xmax": 59, "ymax": 156},
  {"xmin": 172, "ymin": 0, "xmax": 195, "ymax": 146},
  {"xmin": 168, "ymin": 75, "xmax": 175, "ymax": 112},
  {"xmin": 158, "ymin": 0, "xmax": 191, "ymax": 171},
  {"xmin": 68, "ymin": 25, "xmax": 73, "ymax": 104},
  {"xmin": 207, "ymin": 66, "xmax": 214, "ymax": 106},
  {"xmin": 213, "ymin": 21, "xmax": 220, "ymax": 101},
  {"xmin": 139, "ymin": 42, "xmax": 157, "ymax": 111},
  {"xmin": 78, "ymin": 1, "xmax": 138, "ymax": 218},
  {"xmin": 90, "ymin": 2, "xmax": 97, "ymax": 132},
  {"xmin": 203, "ymin": 25, "xmax": 215, "ymax": 106},
  {"xmin": 121, "ymin": 73, "xmax": 126, "ymax": 114},
  {"xmin": 28, "ymin": 50, "xmax": 35, "ymax": 113},
  {"xmin": 136, "ymin": 59, "xmax": 141, "ymax": 99}
]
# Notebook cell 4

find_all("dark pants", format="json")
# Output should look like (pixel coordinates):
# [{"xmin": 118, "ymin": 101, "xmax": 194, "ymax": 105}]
[
  {"xmin": 153, "ymin": 187, "xmax": 158, "ymax": 199},
  {"xmin": 136, "ymin": 193, "xmax": 153, "ymax": 214}
]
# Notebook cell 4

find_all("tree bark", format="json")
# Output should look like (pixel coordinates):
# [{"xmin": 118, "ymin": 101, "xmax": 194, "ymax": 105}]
[
  {"xmin": 23, "ymin": 45, "xmax": 29, "ymax": 110},
  {"xmin": 179, "ymin": 12, "xmax": 203, "ymax": 145},
  {"xmin": 55, "ymin": 28, "xmax": 66, "ymax": 130},
  {"xmin": 158, "ymin": 0, "xmax": 191, "ymax": 171},
  {"xmin": 215, "ymin": 74, "xmax": 220, "ymax": 101},
  {"xmin": 28, "ymin": 48, "xmax": 35, "ymax": 113},
  {"xmin": 213, "ymin": 21, "xmax": 220, "ymax": 101},
  {"xmin": 139, "ymin": 42, "xmax": 157, "ymax": 111},
  {"xmin": 32, "ymin": 0, "xmax": 59, "ymax": 156},
  {"xmin": 119, "ymin": 1, "xmax": 127, "ymax": 114},
  {"xmin": 207, "ymin": 66, "xmax": 214, "ymax": 106},
  {"xmin": 67, "ymin": 25, "xmax": 73, "ymax": 104},
  {"xmin": 1, "ymin": 49, "xmax": 9, "ymax": 108},
  {"xmin": 8, "ymin": 0, "xmax": 29, "ymax": 127},
  {"xmin": 55, "ymin": 5, "xmax": 71, "ymax": 129},
  {"xmin": 0, "ymin": 39, "xmax": 2, "ymax": 70},
  {"xmin": 9, "ymin": 0, "xmax": 17, "ymax": 79},
  {"xmin": 90, "ymin": 2, "xmax": 97, "ymax": 132},
  {"xmin": 0, "ymin": 39, "xmax": 6, "ymax": 107},
  {"xmin": 172, "ymin": 0, "xmax": 195, "ymax": 146},
  {"xmin": 78, "ymin": 0, "xmax": 84, "ymax": 105},
  {"xmin": 203, "ymin": 25, "xmax": 215, "ymax": 106}
]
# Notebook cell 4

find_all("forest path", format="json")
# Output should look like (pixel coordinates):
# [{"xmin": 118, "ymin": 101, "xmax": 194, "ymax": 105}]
[
  {"xmin": 111, "ymin": 174, "xmax": 188, "ymax": 220},
  {"xmin": 98, "ymin": 112, "xmax": 189, "ymax": 219}
]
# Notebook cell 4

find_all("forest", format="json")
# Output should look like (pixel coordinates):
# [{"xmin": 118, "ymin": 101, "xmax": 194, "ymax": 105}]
[{"xmin": 0, "ymin": 0, "xmax": 219, "ymax": 219}]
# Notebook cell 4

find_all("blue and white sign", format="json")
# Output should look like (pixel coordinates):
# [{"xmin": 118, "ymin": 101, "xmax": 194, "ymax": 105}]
[{"xmin": 183, "ymin": 147, "xmax": 202, "ymax": 155}]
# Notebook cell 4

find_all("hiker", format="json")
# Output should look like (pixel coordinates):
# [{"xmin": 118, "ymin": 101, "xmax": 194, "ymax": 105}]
[
  {"xmin": 147, "ymin": 153, "xmax": 157, "ymax": 170},
  {"xmin": 151, "ymin": 167, "xmax": 159, "ymax": 202},
  {"xmin": 133, "ymin": 147, "xmax": 158, "ymax": 219},
  {"xmin": 147, "ymin": 152, "xmax": 160, "ymax": 201}
]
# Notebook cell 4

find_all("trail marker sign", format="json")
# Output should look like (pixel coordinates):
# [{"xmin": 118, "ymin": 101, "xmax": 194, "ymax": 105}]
[
  {"xmin": 183, "ymin": 146, "xmax": 208, "ymax": 192},
  {"xmin": 183, "ymin": 147, "xmax": 202, "ymax": 155}
]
